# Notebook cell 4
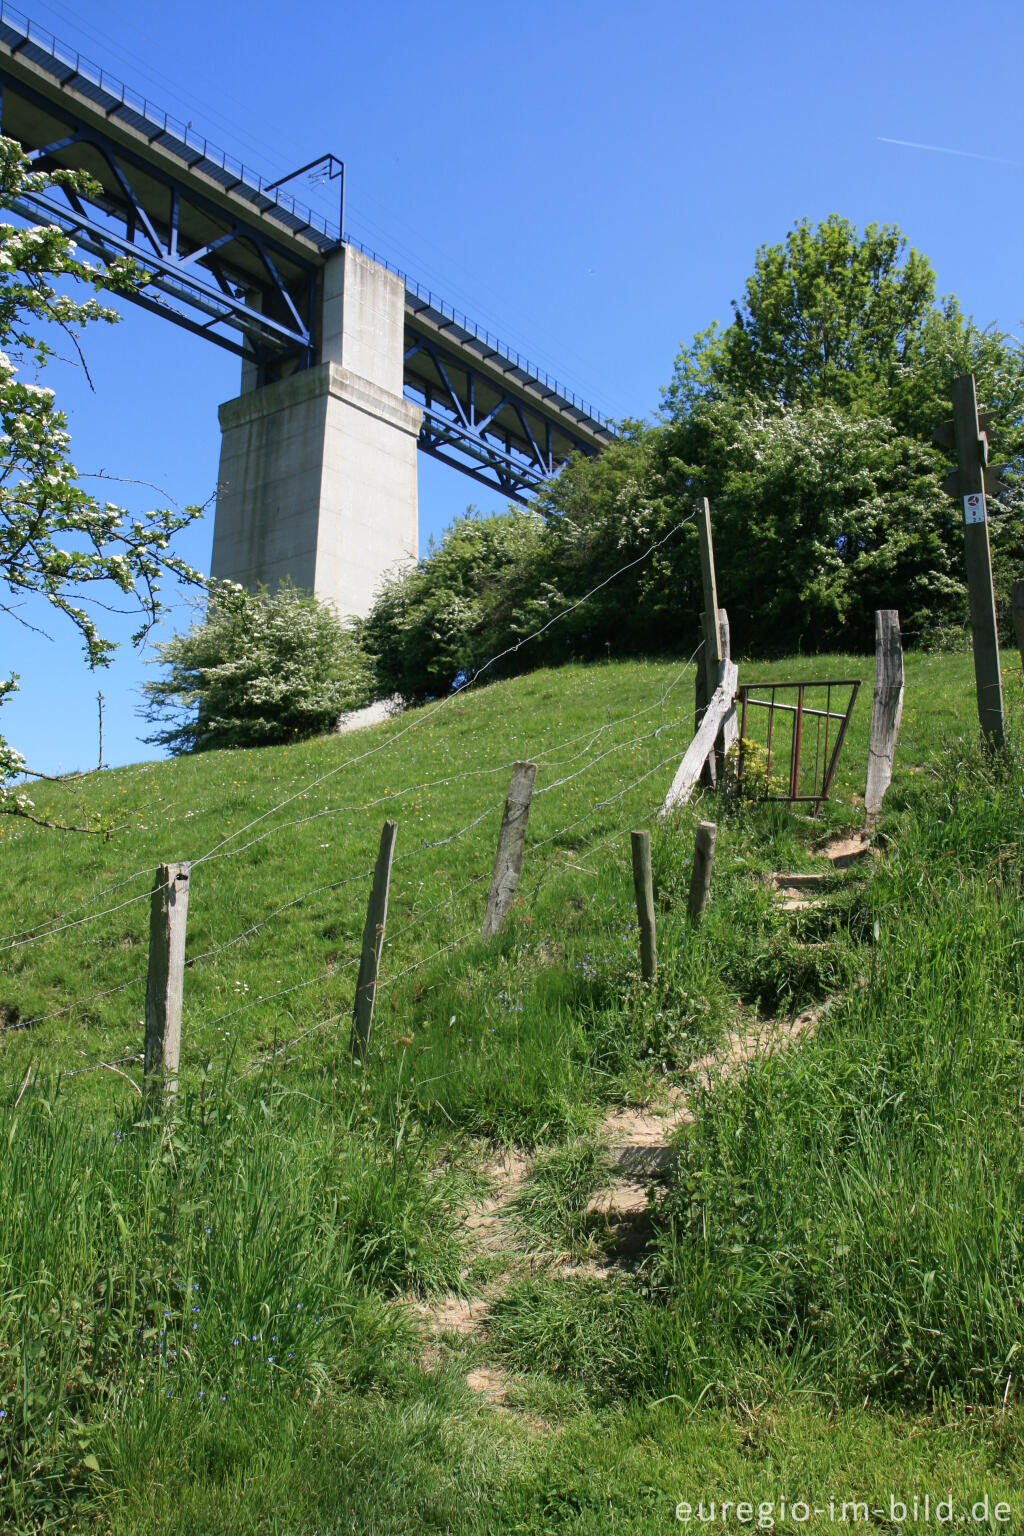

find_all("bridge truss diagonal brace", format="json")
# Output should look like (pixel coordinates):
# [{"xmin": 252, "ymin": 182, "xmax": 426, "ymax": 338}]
[
  {"xmin": 402, "ymin": 331, "xmax": 603, "ymax": 504},
  {"xmin": 0, "ymin": 67, "xmax": 322, "ymax": 370}
]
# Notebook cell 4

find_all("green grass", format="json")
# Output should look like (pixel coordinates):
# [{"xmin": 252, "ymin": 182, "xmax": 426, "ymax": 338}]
[{"xmin": 2, "ymin": 646, "xmax": 1024, "ymax": 1530}]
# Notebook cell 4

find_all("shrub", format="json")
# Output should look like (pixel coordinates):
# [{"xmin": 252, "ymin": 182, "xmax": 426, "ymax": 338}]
[{"xmin": 141, "ymin": 581, "xmax": 374, "ymax": 753}]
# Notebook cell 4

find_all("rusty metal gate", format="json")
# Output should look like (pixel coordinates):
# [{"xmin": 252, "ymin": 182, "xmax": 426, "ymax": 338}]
[{"xmin": 736, "ymin": 679, "xmax": 861, "ymax": 815}]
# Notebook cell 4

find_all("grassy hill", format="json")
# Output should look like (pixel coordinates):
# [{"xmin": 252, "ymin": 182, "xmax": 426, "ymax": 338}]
[{"xmin": 2, "ymin": 648, "xmax": 1024, "ymax": 1532}]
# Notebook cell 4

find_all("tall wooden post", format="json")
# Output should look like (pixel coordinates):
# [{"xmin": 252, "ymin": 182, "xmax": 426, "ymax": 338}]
[
  {"xmin": 696, "ymin": 499, "xmax": 725, "ymax": 787},
  {"xmin": 945, "ymin": 375, "xmax": 1005, "ymax": 746},
  {"xmin": 1012, "ymin": 580, "xmax": 1024, "ymax": 672},
  {"xmin": 864, "ymin": 610, "xmax": 905, "ymax": 832},
  {"xmin": 351, "ymin": 819, "xmax": 398, "ymax": 1061},
  {"xmin": 143, "ymin": 861, "xmax": 191, "ymax": 1106},
  {"xmin": 482, "ymin": 762, "xmax": 537, "ymax": 940},
  {"xmin": 629, "ymin": 830, "xmax": 657, "ymax": 980}
]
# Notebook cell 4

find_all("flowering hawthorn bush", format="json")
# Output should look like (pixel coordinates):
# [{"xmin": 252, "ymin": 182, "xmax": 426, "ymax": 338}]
[{"xmin": 0, "ymin": 135, "xmax": 206, "ymax": 817}]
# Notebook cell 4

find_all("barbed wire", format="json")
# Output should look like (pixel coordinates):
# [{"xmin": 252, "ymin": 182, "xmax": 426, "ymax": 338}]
[
  {"xmin": 0, "ymin": 513, "xmax": 698, "ymax": 955},
  {"xmin": 0, "ymin": 866, "xmax": 154, "ymax": 949},
  {"xmin": 2, "ymin": 652, "xmax": 703, "ymax": 1037},
  {"xmin": 239, "ymin": 928, "xmax": 480, "ymax": 1079},
  {"xmin": 185, "ymin": 514, "xmax": 699, "ymax": 872},
  {"xmin": 4, "ymin": 725, "xmax": 711, "ymax": 1097},
  {"xmin": 7, "ymin": 974, "xmax": 147, "ymax": 1032},
  {"xmin": 187, "ymin": 639, "xmax": 705, "ymax": 867}
]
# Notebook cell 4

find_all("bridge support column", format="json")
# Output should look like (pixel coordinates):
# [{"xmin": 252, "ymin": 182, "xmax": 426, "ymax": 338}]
[{"xmin": 211, "ymin": 247, "xmax": 421, "ymax": 619}]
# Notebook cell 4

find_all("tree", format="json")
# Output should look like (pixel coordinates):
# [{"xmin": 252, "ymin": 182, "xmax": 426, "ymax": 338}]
[
  {"xmin": 665, "ymin": 215, "xmax": 938, "ymax": 418},
  {"xmin": 663, "ymin": 213, "xmax": 1024, "ymax": 461},
  {"xmin": 0, "ymin": 137, "xmax": 206, "ymax": 818},
  {"xmin": 360, "ymin": 505, "xmax": 550, "ymax": 701},
  {"xmin": 141, "ymin": 581, "xmax": 374, "ymax": 753},
  {"xmin": 364, "ymin": 216, "xmax": 1024, "ymax": 691},
  {"xmin": 660, "ymin": 214, "xmax": 1024, "ymax": 648},
  {"xmin": 671, "ymin": 398, "xmax": 966, "ymax": 651}
]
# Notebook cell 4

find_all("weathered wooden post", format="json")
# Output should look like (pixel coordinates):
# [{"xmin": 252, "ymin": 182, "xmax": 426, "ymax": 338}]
[
  {"xmin": 864, "ymin": 609, "xmax": 905, "ymax": 832},
  {"xmin": 351, "ymin": 819, "xmax": 398, "ymax": 1061},
  {"xmin": 935, "ymin": 376, "xmax": 1006, "ymax": 746},
  {"xmin": 696, "ymin": 498, "xmax": 724, "ymax": 788},
  {"xmin": 143, "ymin": 861, "xmax": 190, "ymax": 1108},
  {"xmin": 1012, "ymin": 580, "xmax": 1024, "ymax": 672},
  {"xmin": 629, "ymin": 830, "xmax": 657, "ymax": 980},
  {"xmin": 687, "ymin": 822, "xmax": 717, "ymax": 924},
  {"xmin": 661, "ymin": 661, "xmax": 739, "ymax": 817},
  {"xmin": 482, "ymin": 762, "xmax": 537, "ymax": 941}
]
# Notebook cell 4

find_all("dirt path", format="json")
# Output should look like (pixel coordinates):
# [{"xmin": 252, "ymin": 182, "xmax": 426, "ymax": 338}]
[{"xmin": 410, "ymin": 832, "xmax": 865, "ymax": 1406}]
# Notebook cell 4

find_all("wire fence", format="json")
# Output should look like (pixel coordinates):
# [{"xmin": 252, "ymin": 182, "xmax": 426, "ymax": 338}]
[
  {"xmin": 0, "ymin": 520, "xmax": 717, "ymax": 1101},
  {"xmin": 0, "ymin": 515, "xmax": 699, "ymax": 957}
]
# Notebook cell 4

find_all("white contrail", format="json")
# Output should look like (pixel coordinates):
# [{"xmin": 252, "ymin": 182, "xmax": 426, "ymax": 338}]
[{"xmin": 878, "ymin": 136, "xmax": 1019, "ymax": 167}]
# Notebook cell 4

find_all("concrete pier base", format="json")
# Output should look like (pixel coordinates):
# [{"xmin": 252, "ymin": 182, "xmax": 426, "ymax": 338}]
[{"xmin": 211, "ymin": 247, "xmax": 421, "ymax": 620}]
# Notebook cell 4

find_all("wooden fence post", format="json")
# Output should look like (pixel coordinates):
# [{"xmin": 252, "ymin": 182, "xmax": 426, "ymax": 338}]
[
  {"xmin": 948, "ymin": 374, "xmax": 1005, "ymax": 746},
  {"xmin": 864, "ymin": 609, "xmax": 905, "ymax": 833},
  {"xmin": 351, "ymin": 819, "xmax": 398, "ymax": 1061},
  {"xmin": 630, "ymin": 830, "xmax": 657, "ymax": 980},
  {"xmin": 1013, "ymin": 580, "xmax": 1024, "ymax": 671},
  {"xmin": 143, "ymin": 861, "xmax": 191, "ymax": 1107},
  {"xmin": 715, "ymin": 609, "xmax": 738, "ymax": 772},
  {"xmin": 697, "ymin": 499, "xmax": 724, "ymax": 789},
  {"xmin": 661, "ymin": 661, "xmax": 739, "ymax": 817},
  {"xmin": 482, "ymin": 761, "xmax": 537, "ymax": 941},
  {"xmin": 687, "ymin": 822, "xmax": 717, "ymax": 924}
]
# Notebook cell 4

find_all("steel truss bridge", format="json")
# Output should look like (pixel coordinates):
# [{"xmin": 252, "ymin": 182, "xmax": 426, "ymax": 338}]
[{"xmin": 0, "ymin": 4, "xmax": 614, "ymax": 502}]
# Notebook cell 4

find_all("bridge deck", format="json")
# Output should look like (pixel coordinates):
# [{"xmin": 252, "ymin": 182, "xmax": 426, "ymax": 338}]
[{"xmin": 0, "ymin": 4, "xmax": 614, "ymax": 498}]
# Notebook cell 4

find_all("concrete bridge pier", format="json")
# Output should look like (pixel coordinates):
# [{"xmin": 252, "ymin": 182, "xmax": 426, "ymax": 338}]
[{"xmin": 210, "ymin": 246, "xmax": 422, "ymax": 619}]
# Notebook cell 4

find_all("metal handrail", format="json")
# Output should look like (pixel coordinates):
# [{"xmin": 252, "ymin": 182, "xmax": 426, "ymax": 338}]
[
  {"xmin": 344, "ymin": 234, "xmax": 611, "ymax": 428},
  {"xmin": 0, "ymin": 0, "xmax": 337, "ymax": 238},
  {"xmin": 0, "ymin": 0, "xmax": 614, "ymax": 433}
]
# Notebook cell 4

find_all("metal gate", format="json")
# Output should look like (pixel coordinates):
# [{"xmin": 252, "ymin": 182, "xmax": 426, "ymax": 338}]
[{"xmin": 736, "ymin": 679, "xmax": 861, "ymax": 815}]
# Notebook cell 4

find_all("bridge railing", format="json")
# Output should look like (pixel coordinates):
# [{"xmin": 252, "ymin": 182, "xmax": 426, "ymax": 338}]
[
  {"xmin": 0, "ymin": 0, "xmax": 614, "ymax": 435},
  {"xmin": 0, "ymin": 0, "xmax": 337, "ymax": 245},
  {"xmin": 344, "ymin": 233, "xmax": 612, "ymax": 431}
]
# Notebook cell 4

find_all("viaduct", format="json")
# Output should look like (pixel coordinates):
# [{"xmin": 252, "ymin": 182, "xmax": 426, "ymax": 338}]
[{"xmin": 0, "ymin": 5, "xmax": 615, "ymax": 618}]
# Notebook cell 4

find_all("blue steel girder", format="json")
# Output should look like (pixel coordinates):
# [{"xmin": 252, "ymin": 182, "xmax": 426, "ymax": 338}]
[
  {"xmin": 403, "ymin": 330, "xmax": 601, "ymax": 504},
  {"xmin": 0, "ymin": 16, "xmax": 615, "ymax": 500},
  {"xmin": 0, "ymin": 64, "xmax": 321, "ymax": 371}
]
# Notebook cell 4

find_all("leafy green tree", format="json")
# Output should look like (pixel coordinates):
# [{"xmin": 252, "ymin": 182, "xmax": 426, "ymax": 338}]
[
  {"xmin": 366, "ymin": 215, "xmax": 1024, "ymax": 693},
  {"xmin": 361, "ymin": 505, "xmax": 549, "ymax": 701},
  {"xmin": 141, "ymin": 582, "xmax": 374, "ymax": 753},
  {"xmin": 663, "ymin": 213, "xmax": 1024, "ymax": 458},
  {"xmin": 0, "ymin": 138, "xmax": 205, "ymax": 815},
  {"xmin": 665, "ymin": 215, "xmax": 939, "ymax": 418},
  {"xmin": 674, "ymin": 398, "xmax": 966, "ymax": 650},
  {"xmin": 660, "ymin": 214, "xmax": 1024, "ymax": 648}
]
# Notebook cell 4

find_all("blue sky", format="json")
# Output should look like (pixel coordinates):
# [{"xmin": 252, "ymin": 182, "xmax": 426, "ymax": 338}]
[{"xmin": 5, "ymin": 0, "xmax": 1022, "ymax": 775}]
